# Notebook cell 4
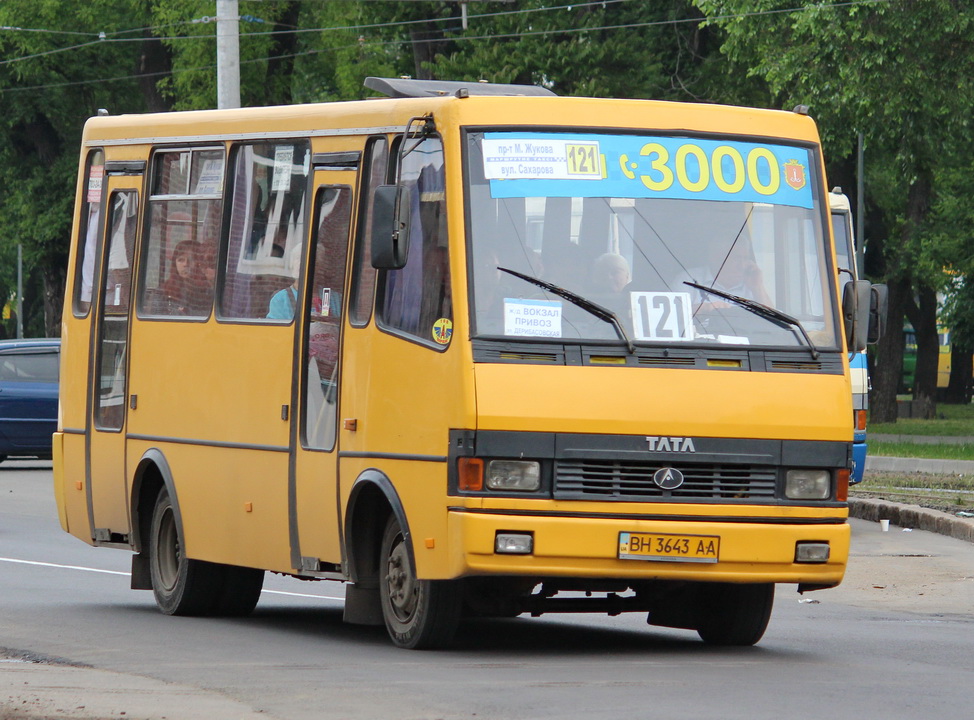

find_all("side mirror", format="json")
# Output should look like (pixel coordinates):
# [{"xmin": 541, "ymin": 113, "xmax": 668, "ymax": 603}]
[
  {"xmin": 867, "ymin": 284, "xmax": 888, "ymax": 344},
  {"xmin": 842, "ymin": 279, "xmax": 872, "ymax": 353},
  {"xmin": 370, "ymin": 184, "xmax": 411, "ymax": 270}
]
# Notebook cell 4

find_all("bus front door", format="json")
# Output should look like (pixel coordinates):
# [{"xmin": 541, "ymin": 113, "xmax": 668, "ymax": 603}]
[{"xmin": 291, "ymin": 181, "xmax": 354, "ymax": 571}]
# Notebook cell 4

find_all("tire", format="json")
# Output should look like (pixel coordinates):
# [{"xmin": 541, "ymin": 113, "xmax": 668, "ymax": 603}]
[
  {"xmin": 148, "ymin": 489, "xmax": 263, "ymax": 617},
  {"xmin": 212, "ymin": 564, "xmax": 265, "ymax": 617},
  {"xmin": 378, "ymin": 515, "xmax": 461, "ymax": 649},
  {"xmin": 696, "ymin": 582, "xmax": 774, "ymax": 647}
]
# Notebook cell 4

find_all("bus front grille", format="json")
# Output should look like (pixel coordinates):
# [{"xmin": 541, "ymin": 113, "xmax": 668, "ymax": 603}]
[{"xmin": 554, "ymin": 460, "xmax": 778, "ymax": 501}]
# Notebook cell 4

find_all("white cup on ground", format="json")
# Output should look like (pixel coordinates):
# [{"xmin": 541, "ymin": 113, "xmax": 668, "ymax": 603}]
[{"xmin": 879, "ymin": 519, "xmax": 890, "ymax": 532}]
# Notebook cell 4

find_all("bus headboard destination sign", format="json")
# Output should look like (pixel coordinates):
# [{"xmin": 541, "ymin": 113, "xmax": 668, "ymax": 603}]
[{"xmin": 483, "ymin": 132, "xmax": 813, "ymax": 209}]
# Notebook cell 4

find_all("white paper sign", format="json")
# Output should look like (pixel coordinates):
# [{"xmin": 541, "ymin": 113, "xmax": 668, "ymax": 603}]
[
  {"xmin": 504, "ymin": 298, "xmax": 562, "ymax": 337},
  {"xmin": 483, "ymin": 138, "xmax": 603, "ymax": 181},
  {"xmin": 194, "ymin": 158, "xmax": 224, "ymax": 194},
  {"xmin": 630, "ymin": 292, "xmax": 694, "ymax": 342},
  {"xmin": 272, "ymin": 146, "xmax": 295, "ymax": 192}
]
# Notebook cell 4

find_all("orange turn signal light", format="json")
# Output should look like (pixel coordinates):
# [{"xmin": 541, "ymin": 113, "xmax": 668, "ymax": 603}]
[
  {"xmin": 855, "ymin": 410, "xmax": 867, "ymax": 432},
  {"xmin": 836, "ymin": 469, "xmax": 850, "ymax": 502},
  {"xmin": 458, "ymin": 458, "xmax": 484, "ymax": 491}
]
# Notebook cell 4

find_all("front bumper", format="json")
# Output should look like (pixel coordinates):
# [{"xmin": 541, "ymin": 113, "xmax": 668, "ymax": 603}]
[{"xmin": 447, "ymin": 508, "xmax": 849, "ymax": 586}]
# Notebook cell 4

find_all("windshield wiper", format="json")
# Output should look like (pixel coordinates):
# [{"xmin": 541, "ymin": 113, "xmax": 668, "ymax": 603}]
[
  {"xmin": 684, "ymin": 281, "xmax": 819, "ymax": 360},
  {"xmin": 498, "ymin": 267, "xmax": 635, "ymax": 353}
]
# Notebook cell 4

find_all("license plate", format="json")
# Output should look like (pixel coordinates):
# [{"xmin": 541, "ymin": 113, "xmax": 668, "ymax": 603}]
[{"xmin": 618, "ymin": 532, "xmax": 720, "ymax": 563}]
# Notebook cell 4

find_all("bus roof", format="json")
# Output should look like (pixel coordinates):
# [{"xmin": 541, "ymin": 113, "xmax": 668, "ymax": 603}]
[{"xmin": 81, "ymin": 82, "xmax": 822, "ymax": 148}]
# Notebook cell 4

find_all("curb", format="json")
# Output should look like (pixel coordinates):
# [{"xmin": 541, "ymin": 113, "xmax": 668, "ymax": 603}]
[{"xmin": 848, "ymin": 497, "xmax": 974, "ymax": 544}]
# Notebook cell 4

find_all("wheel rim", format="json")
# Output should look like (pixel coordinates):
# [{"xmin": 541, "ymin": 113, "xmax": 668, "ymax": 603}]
[
  {"xmin": 156, "ymin": 505, "xmax": 180, "ymax": 592},
  {"xmin": 384, "ymin": 533, "xmax": 419, "ymax": 623}
]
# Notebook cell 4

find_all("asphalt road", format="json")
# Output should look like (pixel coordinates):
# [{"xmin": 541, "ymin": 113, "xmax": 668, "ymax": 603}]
[{"xmin": 2, "ymin": 459, "xmax": 973, "ymax": 720}]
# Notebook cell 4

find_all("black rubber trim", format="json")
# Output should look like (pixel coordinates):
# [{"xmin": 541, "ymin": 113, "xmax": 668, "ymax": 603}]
[
  {"xmin": 126, "ymin": 433, "xmax": 288, "ymax": 453},
  {"xmin": 447, "ymin": 507, "xmax": 848, "ymax": 524},
  {"xmin": 338, "ymin": 451, "xmax": 447, "ymax": 463}
]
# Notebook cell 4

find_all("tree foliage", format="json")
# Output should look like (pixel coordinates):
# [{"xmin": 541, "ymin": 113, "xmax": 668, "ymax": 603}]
[
  {"xmin": 0, "ymin": 0, "xmax": 153, "ymax": 336},
  {"xmin": 695, "ymin": 0, "xmax": 974, "ymax": 419}
]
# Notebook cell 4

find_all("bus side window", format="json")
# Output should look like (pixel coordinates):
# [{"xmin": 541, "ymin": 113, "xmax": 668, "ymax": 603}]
[
  {"xmin": 304, "ymin": 186, "xmax": 351, "ymax": 451},
  {"xmin": 376, "ymin": 137, "xmax": 451, "ymax": 347},
  {"xmin": 220, "ymin": 141, "xmax": 310, "ymax": 322},
  {"xmin": 74, "ymin": 149, "xmax": 105, "ymax": 317},
  {"xmin": 348, "ymin": 136, "xmax": 388, "ymax": 326},
  {"xmin": 139, "ymin": 148, "xmax": 224, "ymax": 319}
]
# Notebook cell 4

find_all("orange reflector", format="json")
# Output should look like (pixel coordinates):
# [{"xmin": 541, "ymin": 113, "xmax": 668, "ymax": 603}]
[
  {"xmin": 855, "ymin": 410, "xmax": 867, "ymax": 432},
  {"xmin": 458, "ymin": 458, "xmax": 484, "ymax": 491},
  {"xmin": 836, "ymin": 469, "xmax": 850, "ymax": 502}
]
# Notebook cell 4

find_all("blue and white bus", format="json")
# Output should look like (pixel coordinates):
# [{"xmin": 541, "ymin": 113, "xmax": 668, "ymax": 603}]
[{"xmin": 830, "ymin": 189, "xmax": 868, "ymax": 483}]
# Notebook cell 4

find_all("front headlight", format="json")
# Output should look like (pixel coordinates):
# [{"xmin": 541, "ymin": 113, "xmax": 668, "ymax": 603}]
[
  {"xmin": 486, "ymin": 460, "xmax": 541, "ymax": 491},
  {"xmin": 785, "ymin": 469, "xmax": 831, "ymax": 500}
]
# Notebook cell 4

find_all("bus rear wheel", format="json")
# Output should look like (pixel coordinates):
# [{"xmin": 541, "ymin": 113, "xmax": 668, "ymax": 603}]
[
  {"xmin": 379, "ymin": 515, "xmax": 461, "ymax": 649},
  {"xmin": 148, "ymin": 489, "xmax": 263, "ymax": 617},
  {"xmin": 695, "ymin": 582, "xmax": 774, "ymax": 646}
]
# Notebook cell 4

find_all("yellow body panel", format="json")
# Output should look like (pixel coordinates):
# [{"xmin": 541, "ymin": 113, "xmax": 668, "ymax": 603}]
[
  {"xmin": 126, "ymin": 321, "xmax": 291, "ymax": 447},
  {"xmin": 126, "ymin": 439, "xmax": 292, "ymax": 572},
  {"xmin": 56, "ymin": 431, "xmax": 90, "ymax": 538},
  {"xmin": 474, "ymin": 364, "xmax": 852, "ymax": 441}
]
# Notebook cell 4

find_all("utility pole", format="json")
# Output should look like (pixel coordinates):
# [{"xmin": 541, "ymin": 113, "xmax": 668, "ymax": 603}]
[
  {"xmin": 16, "ymin": 244, "xmax": 23, "ymax": 339},
  {"xmin": 856, "ymin": 132, "xmax": 865, "ymax": 278},
  {"xmin": 216, "ymin": 0, "xmax": 240, "ymax": 109}
]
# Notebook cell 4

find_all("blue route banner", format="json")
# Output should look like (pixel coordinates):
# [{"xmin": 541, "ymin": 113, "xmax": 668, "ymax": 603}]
[{"xmin": 484, "ymin": 132, "xmax": 815, "ymax": 208}]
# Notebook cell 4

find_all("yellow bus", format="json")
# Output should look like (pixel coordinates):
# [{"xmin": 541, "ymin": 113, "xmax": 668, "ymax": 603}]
[{"xmin": 55, "ymin": 77, "xmax": 866, "ymax": 649}]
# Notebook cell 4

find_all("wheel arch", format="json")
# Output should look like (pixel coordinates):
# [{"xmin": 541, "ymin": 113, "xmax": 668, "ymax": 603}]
[
  {"xmin": 343, "ymin": 469, "xmax": 411, "ymax": 585},
  {"xmin": 130, "ymin": 448, "xmax": 181, "ymax": 555}
]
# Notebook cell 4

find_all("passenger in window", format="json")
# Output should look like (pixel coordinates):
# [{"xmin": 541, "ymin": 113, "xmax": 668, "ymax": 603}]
[
  {"xmin": 267, "ymin": 246, "xmax": 303, "ymax": 321},
  {"xmin": 687, "ymin": 239, "xmax": 772, "ymax": 308},
  {"xmin": 589, "ymin": 252, "xmax": 631, "ymax": 318},
  {"xmin": 162, "ymin": 240, "xmax": 201, "ymax": 314},
  {"xmin": 186, "ymin": 243, "xmax": 217, "ymax": 315},
  {"xmin": 591, "ymin": 253, "xmax": 631, "ymax": 295}
]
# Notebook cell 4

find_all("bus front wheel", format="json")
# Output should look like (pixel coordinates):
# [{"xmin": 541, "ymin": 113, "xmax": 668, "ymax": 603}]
[
  {"xmin": 378, "ymin": 515, "xmax": 461, "ymax": 649},
  {"xmin": 148, "ymin": 489, "xmax": 263, "ymax": 616},
  {"xmin": 695, "ymin": 582, "xmax": 774, "ymax": 646}
]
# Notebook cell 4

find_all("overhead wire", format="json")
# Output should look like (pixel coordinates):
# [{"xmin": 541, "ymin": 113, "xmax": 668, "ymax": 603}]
[
  {"xmin": 0, "ymin": 0, "xmax": 626, "ymax": 60},
  {"xmin": 1, "ymin": 0, "xmax": 891, "ymax": 93}
]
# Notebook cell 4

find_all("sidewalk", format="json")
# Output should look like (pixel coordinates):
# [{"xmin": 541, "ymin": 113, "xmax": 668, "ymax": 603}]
[{"xmin": 0, "ymin": 650, "xmax": 273, "ymax": 720}]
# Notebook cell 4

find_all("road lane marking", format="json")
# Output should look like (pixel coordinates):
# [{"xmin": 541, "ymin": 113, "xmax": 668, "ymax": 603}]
[
  {"xmin": 264, "ymin": 589, "xmax": 344, "ymax": 601},
  {"xmin": 0, "ymin": 557, "xmax": 128, "ymax": 575},
  {"xmin": 0, "ymin": 556, "xmax": 344, "ymax": 600}
]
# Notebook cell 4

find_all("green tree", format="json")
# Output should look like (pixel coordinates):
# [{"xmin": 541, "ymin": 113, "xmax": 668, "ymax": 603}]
[
  {"xmin": 0, "ymin": 0, "xmax": 160, "ymax": 336},
  {"xmin": 428, "ymin": 0, "xmax": 715, "ymax": 100},
  {"xmin": 694, "ymin": 0, "xmax": 974, "ymax": 421}
]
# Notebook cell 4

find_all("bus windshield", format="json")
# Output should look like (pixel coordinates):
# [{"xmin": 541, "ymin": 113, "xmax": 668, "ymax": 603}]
[{"xmin": 466, "ymin": 130, "xmax": 838, "ymax": 351}]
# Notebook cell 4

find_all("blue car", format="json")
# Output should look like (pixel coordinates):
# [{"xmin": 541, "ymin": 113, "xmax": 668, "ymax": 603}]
[{"xmin": 0, "ymin": 338, "xmax": 60, "ymax": 463}]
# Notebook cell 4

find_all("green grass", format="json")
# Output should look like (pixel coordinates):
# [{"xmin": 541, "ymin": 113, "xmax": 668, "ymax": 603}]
[
  {"xmin": 870, "ymin": 440, "xmax": 974, "ymax": 461},
  {"xmin": 870, "ymin": 401, "xmax": 974, "ymax": 437},
  {"xmin": 852, "ymin": 472, "xmax": 974, "ymax": 514}
]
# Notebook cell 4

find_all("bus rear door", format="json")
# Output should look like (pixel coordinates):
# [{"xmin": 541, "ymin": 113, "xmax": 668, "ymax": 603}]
[{"xmin": 88, "ymin": 167, "xmax": 143, "ymax": 541}]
